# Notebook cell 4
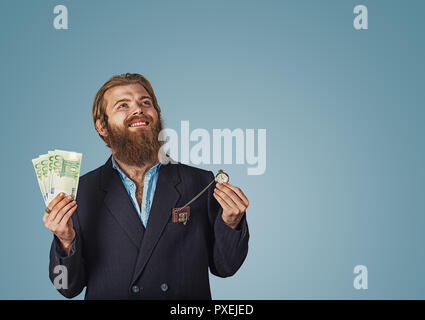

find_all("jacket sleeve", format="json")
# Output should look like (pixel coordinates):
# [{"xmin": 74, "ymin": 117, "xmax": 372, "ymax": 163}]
[
  {"xmin": 207, "ymin": 171, "xmax": 250, "ymax": 277},
  {"xmin": 48, "ymin": 207, "xmax": 87, "ymax": 298}
]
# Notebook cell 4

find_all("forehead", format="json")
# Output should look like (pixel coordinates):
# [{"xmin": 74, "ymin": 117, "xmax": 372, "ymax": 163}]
[{"xmin": 104, "ymin": 83, "xmax": 151, "ymax": 107}]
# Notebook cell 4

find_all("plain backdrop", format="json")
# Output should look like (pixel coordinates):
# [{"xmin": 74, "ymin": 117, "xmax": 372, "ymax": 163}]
[{"xmin": 0, "ymin": 0, "xmax": 424, "ymax": 299}]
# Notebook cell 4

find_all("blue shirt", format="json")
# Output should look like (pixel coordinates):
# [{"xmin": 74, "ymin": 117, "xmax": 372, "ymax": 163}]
[{"xmin": 111, "ymin": 156, "xmax": 161, "ymax": 228}]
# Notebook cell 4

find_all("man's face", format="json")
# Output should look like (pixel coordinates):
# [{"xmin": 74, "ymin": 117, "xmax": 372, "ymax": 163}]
[{"xmin": 98, "ymin": 83, "xmax": 163, "ymax": 166}]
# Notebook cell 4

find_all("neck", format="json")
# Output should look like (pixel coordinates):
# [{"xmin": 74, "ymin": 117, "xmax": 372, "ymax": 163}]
[{"xmin": 112, "ymin": 152, "xmax": 158, "ymax": 183}]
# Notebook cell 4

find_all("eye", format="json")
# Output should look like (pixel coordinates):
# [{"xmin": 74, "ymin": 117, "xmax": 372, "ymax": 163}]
[
  {"xmin": 118, "ymin": 103, "xmax": 128, "ymax": 109},
  {"xmin": 142, "ymin": 100, "xmax": 152, "ymax": 106}
]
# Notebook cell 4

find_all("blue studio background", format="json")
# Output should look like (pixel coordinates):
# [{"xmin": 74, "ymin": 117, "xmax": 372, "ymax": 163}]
[{"xmin": 1, "ymin": 0, "xmax": 424, "ymax": 299}]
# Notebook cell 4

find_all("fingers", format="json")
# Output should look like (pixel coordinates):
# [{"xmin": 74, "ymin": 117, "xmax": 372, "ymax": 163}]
[
  {"xmin": 47, "ymin": 194, "xmax": 74, "ymax": 222},
  {"xmin": 213, "ymin": 187, "xmax": 245, "ymax": 230},
  {"xmin": 213, "ymin": 190, "xmax": 232, "ymax": 212},
  {"xmin": 43, "ymin": 192, "xmax": 77, "ymax": 231},
  {"xmin": 44, "ymin": 203, "xmax": 77, "ymax": 235},
  {"xmin": 53, "ymin": 200, "xmax": 77, "ymax": 225},
  {"xmin": 214, "ymin": 183, "xmax": 248, "ymax": 213},
  {"xmin": 214, "ymin": 186, "xmax": 243, "ymax": 212},
  {"xmin": 223, "ymin": 182, "xmax": 249, "ymax": 207},
  {"xmin": 58, "ymin": 204, "xmax": 77, "ymax": 228},
  {"xmin": 43, "ymin": 192, "xmax": 65, "ymax": 223},
  {"xmin": 44, "ymin": 192, "xmax": 65, "ymax": 221}
]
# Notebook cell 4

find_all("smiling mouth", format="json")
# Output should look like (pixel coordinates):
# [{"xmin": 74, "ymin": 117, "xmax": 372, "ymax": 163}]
[{"xmin": 129, "ymin": 121, "xmax": 149, "ymax": 128}]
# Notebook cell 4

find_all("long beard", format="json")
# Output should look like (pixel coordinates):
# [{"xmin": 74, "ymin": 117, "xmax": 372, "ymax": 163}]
[{"xmin": 106, "ymin": 118, "xmax": 164, "ymax": 166}]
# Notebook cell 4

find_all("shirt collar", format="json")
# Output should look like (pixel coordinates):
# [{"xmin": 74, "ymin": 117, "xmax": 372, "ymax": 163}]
[{"xmin": 111, "ymin": 155, "xmax": 161, "ymax": 183}]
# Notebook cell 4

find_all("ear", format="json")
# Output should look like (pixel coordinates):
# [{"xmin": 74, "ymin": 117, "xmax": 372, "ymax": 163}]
[{"xmin": 95, "ymin": 119, "xmax": 108, "ymax": 138}]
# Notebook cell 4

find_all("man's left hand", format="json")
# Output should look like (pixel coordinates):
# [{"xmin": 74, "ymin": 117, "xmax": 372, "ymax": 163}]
[{"xmin": 213, "ymin": 182, "xmax": 249, "ymax": 229}]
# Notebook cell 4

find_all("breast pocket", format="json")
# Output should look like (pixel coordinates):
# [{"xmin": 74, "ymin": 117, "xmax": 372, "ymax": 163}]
[{"xmin": 165, "ymin": 202, "xmax": 205, "ymax": 230}]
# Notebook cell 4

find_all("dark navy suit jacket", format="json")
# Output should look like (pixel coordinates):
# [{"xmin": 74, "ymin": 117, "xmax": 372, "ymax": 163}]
[{"xmin": 49, "ymin": 156, "xmax": 249, "ymax": 299}]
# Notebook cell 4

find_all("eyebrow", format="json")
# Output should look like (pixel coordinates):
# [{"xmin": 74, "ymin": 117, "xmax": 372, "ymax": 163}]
[{"xmin": 113, "ymin": 95, "xmax": 152, "ymax": 108}]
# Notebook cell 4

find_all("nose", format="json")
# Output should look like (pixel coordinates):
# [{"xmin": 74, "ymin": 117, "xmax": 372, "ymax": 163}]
[
  {"xmin": 132, "ymin": 109, "xmax": 143, "ymax": 116},
  {"xmin": 130, "ymin": 102, "xmax": 144, "ymax": 116}
]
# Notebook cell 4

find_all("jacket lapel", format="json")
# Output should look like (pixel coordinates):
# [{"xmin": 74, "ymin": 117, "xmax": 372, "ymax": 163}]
[
  {"xmin": 131, "ymin": 161, "xmax": 182, "ymax": 284},
  {"xmin": 100, "ymin": 156, "xmax": 145, "ymax": 248}
]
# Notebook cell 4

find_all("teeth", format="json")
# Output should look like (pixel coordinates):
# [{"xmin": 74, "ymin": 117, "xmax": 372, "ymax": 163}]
[{"xmin": 130, "ymin": 122, "xmax": 147, "ymax": 127}]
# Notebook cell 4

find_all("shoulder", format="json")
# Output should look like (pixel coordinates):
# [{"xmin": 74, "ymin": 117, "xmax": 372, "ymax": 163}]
[
  {"xmin": 79, "ymin": 165, "xmax": 103, "ymax": 185},
  {"xmin": 77, "ymin": 158, "xmax": 110, "ymax": 193},
  {"xmin": 176, "ymin": 163, "xmax": 213, "ymax": 178},
  {"xmin": 74, "ymin": 161, "xmax": 107, "ymax": 205},
  {"xmin": 171, "ymin": 162, "xmax": 215, "ymax": 186}
]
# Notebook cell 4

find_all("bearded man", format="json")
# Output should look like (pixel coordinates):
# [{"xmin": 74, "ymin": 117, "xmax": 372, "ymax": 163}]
[{"xmin": 44, "ymin": 73, "xmax": 250, "ymax": 300}]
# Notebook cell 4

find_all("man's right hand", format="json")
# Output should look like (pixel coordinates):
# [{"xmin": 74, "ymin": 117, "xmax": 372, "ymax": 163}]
[{"xmin": 43, "ymin": 192, "xmax": 78, "ymax": 256}]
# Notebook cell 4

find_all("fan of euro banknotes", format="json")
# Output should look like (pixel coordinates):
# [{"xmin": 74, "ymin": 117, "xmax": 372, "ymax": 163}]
[{"xmin": 31, "ymin": 150, "xmax": 83, "ymax": 206}]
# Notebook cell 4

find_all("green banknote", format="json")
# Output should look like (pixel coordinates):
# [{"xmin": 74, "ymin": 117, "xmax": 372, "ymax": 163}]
[
  {"xmin": 32, "ymin": 150, "xmax": 83, "ymax": 206},
  {"xmin": 31, "ymin": 156, "xmax": 49, "ymax": 205}
]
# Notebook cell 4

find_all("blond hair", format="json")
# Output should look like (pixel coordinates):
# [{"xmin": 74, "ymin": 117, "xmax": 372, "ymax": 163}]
[{"xmin": 92, "ymin": 73, "xmax": 161, "ymax": 147}]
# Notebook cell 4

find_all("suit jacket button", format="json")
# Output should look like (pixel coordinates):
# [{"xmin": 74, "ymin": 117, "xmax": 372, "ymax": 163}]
[
  {"xmin": 160, "ymin": 283, "xmax": 168, "ymax": 292},
  {"xmin": 131, "ymin": 285, "xmax": 140, "ymax": 293}
]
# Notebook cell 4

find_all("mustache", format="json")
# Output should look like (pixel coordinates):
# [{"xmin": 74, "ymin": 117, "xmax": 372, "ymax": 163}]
[{"xmin": 126, "ymin": 115, "xmax": 153, "ymax": 127}]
